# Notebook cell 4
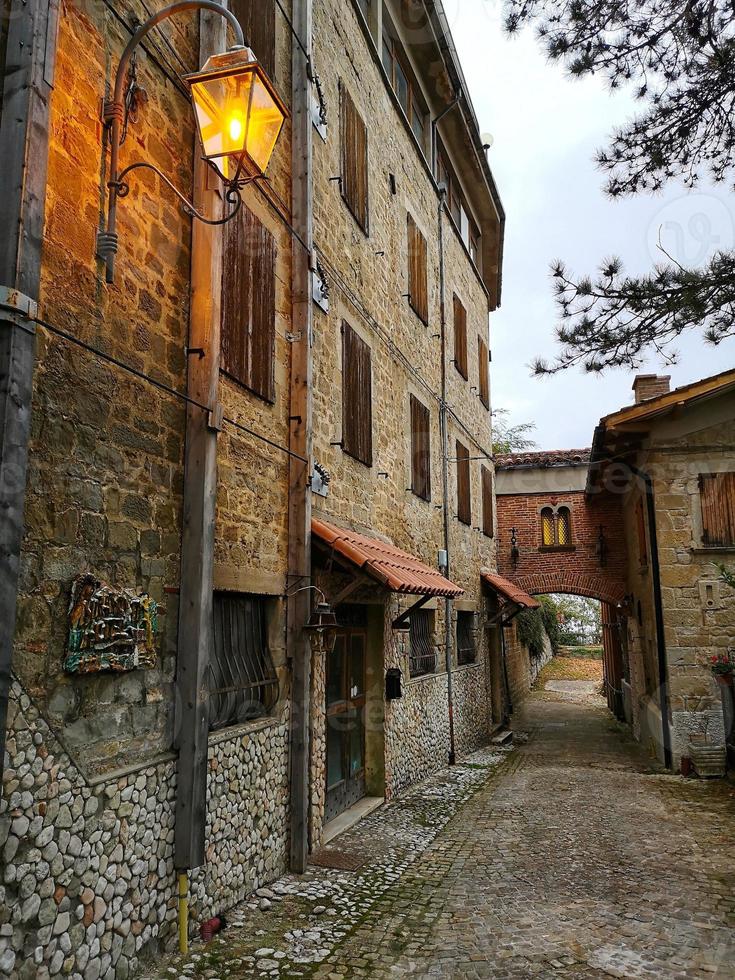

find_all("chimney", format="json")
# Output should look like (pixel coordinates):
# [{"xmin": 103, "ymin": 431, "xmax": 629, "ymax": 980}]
[{"xmin": 632, "ymin": 374, "xmax": 671, "ymax": 404}]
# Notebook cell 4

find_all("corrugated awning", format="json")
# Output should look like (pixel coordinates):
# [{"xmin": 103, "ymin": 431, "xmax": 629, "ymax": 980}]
[
  {"xmin": 312, "ymin": 518, "xmax": 464, "ymax": 598},
  {"xmin": 482, "ymin": 572, "xmax": 540, "ymax": 610}
]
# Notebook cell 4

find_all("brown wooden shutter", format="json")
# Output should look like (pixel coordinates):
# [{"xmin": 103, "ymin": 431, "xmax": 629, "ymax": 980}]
[
  {"xmin": 478, "ymin": 335, "xmax": 489, "ymax": 408},
  {"xmin": 340, "ymin": 84, "xmax": 369, "ymax": 232},
  {"xmin": 342, "ymin": 321, "xmax": 373, "ymax": 466},
  {"xmin": 635, "ymin": 498, "xmax": 648, "ymax": 565},
  {"xmin": 453, "ymin": 295, "xmax": 467, "ymax": 379},
  {"xmin": 410, "ymin": 395, "xmax": 431, "ymax": 501},
  {"xmin": 481, "ymin": 465, "xmax": 493, "ymax": 537},
  {"xmin": 456, "ymin": 440, "xmax": 471, "ymax": 525},
  {"xmin": 221, "ymin": 204, "xmax": 276, "ymax": 402},
  {"xmin": 230, "ymin": 0, "xmax": 276, "ymax": 76},
  {"xmin": 699, "ymin": 473, "xmax": 735, "ymax": 546},
  {"xmin": 407, "ymin": 213, "xmax": 428, "ymax": 324}
]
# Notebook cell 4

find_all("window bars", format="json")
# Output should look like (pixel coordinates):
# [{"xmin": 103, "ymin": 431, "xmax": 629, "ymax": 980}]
[
  {"xmin": 409, "ymin": 609, "xmax": 436, "ymax": 677},
  {"xmin": 210, "ymin": 593, "xmax": 279, "ymax": 730}
]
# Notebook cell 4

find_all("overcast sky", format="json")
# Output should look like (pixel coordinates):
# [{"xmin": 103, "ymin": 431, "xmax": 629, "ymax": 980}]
[{"xmin": 449, "ymin": 0, "xmax": 735, "ymax": 450}]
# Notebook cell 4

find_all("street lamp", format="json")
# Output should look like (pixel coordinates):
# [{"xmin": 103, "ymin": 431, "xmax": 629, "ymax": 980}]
[{"xmin": 97, "ymin": 0, "xmax": 288, "ymax": 283}]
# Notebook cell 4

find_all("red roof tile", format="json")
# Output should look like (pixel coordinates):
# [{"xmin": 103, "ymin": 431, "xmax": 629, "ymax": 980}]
[
  {"xmin": 312, "ymin": 518, "xmax": 464, "ymax": 598},
  {"xmin": 494, "ymin": 449, "xmax": 591, "ymax": 470},
  {"xmin": 482, "ymin": 572, "xmax": 540, "ymax": 609}
]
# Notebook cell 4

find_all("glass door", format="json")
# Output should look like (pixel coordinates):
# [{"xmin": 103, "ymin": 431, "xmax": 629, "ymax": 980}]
[{"xmin": 325, "ymin": 629, "xmax": 367, "ymax": 822}]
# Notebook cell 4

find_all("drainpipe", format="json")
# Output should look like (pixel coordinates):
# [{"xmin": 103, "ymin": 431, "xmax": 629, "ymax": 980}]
[
  {"xmin": 629, "ymin": 464, "xmax": 673, "ymax": 769},
  {"xmin": 437, "ymin": 188, "xmax": 455, "ymax": 766},
  {"xmin": 0, "ymin": 0, "xmax": 59, "ymax": 781},
  {"xmin": 287, "ymin": 0, "xmax": 314, "ymax": 874}
]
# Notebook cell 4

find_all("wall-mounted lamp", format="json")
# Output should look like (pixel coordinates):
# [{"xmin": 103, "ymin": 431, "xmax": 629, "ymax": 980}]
[
  {"xmin": 510, "ymin": 527, "xmax": 520, "ymax": 565},
  {"xmin": 303, "ymin": 601, "xmax": 338, "ymax": 655},
  {"xmin": 97, "ymin": 0, "xmax": 288, "ymax": 283},
  {"xmin": 595, "ymin": 524, "xmax": 608, "ymax": 567}
]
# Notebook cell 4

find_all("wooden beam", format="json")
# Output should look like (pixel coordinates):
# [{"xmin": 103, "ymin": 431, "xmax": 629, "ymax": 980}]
[
  {"xmin": 0, "ymin": 0, "xmax": 59, "ymax": 781},
  {"xmin": 287, "ymin": 0, "xmax": 314, "ymax": 875},
  {"xmin": 173, "ymin": 7, "xmax": 225, "ymax": 873}
]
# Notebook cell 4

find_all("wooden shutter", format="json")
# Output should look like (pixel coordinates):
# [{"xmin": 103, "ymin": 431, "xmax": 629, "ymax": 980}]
[
  {"xmin": 407, "ymin": 213, "xmax": 428, "ymax": 324},
  {"xmin": 221, "ymin": 205, "xmax": 276, "ymax": 402},
  {"xmin": 342, "ymin": 321, "xmax": 373, "ymax": 466},
  {"xmin": 699, "ymin": 473, "xmax": 735, "ymax": 546},
  {"xmin": 478, "ymin": 335, "xmax": 489, "ymax": 408},
  {"xmin": 456, "ymin": 440, "xmax": 471, "ymax": 525},
  {"xmin": 453, "ymin": 295, "xmax": 467, "ymax": 379},
  {"xmin": 230, "ymin": 0, "xmax": 276, "ymax": 76},
  {"xmin": 340, "ymin": 84, "xmax": 369, "ymax": 232},
  {"xmin": 410, "ymin": 395, "xmax": 431, "ymax": 501},
  {"xmin": 481, "ymin": 465, "xmax": 493, "ymax": 537}
]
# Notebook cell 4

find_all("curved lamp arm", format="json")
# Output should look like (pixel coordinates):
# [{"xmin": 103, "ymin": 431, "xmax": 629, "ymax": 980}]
[{"xmin": 99, "ymin": 0, "xmax": 246, "ymax": 283}]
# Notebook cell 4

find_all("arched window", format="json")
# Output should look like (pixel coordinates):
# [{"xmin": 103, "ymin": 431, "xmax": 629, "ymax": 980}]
[
  {"xmin": 541, "ymin": 508, "xmax": 555, "ymax": 547},
  {"xmin": 557, "ymin": 507, "xmax": 571, "ymax": 546},
  {"xmin": 540, "ymin": 506, "xmax": 573, "ymax": 548}
]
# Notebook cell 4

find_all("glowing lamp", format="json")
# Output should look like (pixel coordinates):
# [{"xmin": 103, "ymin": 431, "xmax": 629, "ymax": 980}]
[{"xmin": 186, "ymin": 48, "xmax": 288, "ymax": 178}]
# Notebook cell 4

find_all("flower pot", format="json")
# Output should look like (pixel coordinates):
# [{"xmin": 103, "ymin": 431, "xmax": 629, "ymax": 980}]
[{"xmin": 715, "ymin": 673, "xmax": 734, "ymax": 688}]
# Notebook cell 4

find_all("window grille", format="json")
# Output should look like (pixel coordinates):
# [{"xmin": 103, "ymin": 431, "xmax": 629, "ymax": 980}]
[
  {"xmin": 209, "ymin": 593, "xmax": 279, "ymax": 731},
  {"xmin": 541, "ymin": 508, "xmax": 555, "ymax": 546},
  {"xmin": 409, "ymin": 609, "xmax": 436, "ymax": 677},
  {"xmin": 541, "ymin": 506, "xmax": 572, "ymax": 548},
  {"xmin": 457, "ymin": 611, "xmax": 476, "ymax": 665},
  {"xmin": 557, "ymin": 507, "xmax": 571, "ymax": 545}
]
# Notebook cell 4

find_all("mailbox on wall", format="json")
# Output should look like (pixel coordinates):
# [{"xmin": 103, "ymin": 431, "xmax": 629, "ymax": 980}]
[{"xmin": 386, "ymin": 667, "xmax": 403, "ymax": 701}]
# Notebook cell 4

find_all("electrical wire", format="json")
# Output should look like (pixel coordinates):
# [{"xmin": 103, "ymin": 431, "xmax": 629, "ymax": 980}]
[{"xmin": 30, "ymin": 314, "xmax": 308, "ymax": 464}]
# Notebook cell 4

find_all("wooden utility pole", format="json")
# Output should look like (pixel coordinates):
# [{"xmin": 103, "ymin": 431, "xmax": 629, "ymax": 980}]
[
  {"xmin": 0, "ymin": 0, "xmax": 59, "ymax": 779},
  {"xmin": 287, "ymin": 0, "xmax": 314, "ymax": 874},
  {"xmin": 173, "ymin": 7, "xmax": 226, "ymax": 873}
]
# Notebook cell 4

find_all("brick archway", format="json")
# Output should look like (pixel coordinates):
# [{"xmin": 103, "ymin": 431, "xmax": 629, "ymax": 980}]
[{"xmin": 513, "ymin": 573, "xmax": 626, "ymax": 609}]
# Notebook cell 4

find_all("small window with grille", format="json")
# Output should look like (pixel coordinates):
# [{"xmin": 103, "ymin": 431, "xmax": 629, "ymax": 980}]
[
  {"xmin": 540, "ymin": 505, "xmax": 573, "ymax": 549},
  {"xmin": 209, "ymin": 593, "xmax": 280, "ymax": 731},
  {"xmin": 457, "ymin": 611, "xmax": 476, "ymax": 665},
  {"xmin": 409, "ymin": 609, "xmax": 436, "ymax": 677}
]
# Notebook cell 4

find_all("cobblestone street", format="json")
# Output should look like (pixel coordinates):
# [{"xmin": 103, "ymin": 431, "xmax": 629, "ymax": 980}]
[{"xmin": 145, "ymin": 688, "xmax": 735, "ymax": 979}]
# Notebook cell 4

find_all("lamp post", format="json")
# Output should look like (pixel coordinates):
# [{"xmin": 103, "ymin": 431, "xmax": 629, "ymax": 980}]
[{"xmin": 97, "ymin": 0, "xmax": 288, "ymax": 283}]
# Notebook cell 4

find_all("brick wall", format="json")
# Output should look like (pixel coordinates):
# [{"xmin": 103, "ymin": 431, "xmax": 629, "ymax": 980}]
[{"xmin": 496, "ymin": 489, "xmax": 627, "ymax": 606}]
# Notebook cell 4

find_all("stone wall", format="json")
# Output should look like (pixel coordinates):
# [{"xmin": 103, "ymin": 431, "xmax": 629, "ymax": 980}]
[
  {"xmin": 503, "ymin": 621, "xmax": 553, "ymax": 709},
  {"xmin": 0, "ymin": 681, "xmax": 290, "ymax": 980}
]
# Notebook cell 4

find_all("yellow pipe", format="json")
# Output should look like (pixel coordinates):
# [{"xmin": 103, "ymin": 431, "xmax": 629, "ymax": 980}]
[{"xmin": 178, "ymin": 872, "xmax": 189, "ymax": 955}]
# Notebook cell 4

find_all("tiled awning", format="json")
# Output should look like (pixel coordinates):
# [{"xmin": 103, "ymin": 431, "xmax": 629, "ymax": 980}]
[
  {"xmin": 481, "ymin": 572, "xmax": 540, "ymax": 610},
  {"xmin": 312, "ymin": 518, "xmax": 464, "ymax": 598}
]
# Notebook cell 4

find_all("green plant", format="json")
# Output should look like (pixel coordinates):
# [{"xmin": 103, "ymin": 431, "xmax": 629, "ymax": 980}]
[{"xmin": 718, "ymin": 564, "xmax": 735, "ymax": 590}]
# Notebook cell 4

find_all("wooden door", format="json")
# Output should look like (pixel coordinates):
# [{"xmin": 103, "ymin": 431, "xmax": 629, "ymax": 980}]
[{"xmin": 325, "ymin": 629, "xmax": 367, "ymax": 822}]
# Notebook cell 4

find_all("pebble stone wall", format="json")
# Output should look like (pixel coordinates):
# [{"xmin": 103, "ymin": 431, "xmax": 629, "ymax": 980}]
[{"xmin": 0, "ymin": 681, "xmax": 290, "ymax": 980}]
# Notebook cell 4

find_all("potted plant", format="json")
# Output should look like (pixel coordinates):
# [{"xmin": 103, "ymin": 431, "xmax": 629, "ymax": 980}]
[{"xmin": 710, "ymin": 651, "xmax": 735, "ymax": 687}]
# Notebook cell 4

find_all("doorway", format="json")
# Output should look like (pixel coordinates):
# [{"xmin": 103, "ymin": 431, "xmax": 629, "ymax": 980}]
[{"xmin": 325, "ymin": 619, "xmax": 367, "ymax": 823}]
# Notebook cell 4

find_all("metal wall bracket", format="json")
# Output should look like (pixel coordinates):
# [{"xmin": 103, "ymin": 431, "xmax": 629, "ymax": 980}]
[
  {"xmin": 392, "ymin": 594, "xmax": 431, "ymax": 631},
  {"xmin": 0, "ymin": 287, "xmax": 38, "ymax": 335}
]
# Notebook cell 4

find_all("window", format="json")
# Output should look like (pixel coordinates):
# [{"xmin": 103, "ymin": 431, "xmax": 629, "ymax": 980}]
[
  {"xmin": 478, "ymin": 335, "xmax": 489, "ymax": 408},
  {"xmin": 221, "ymin": 205, "xmax": 276, "ymax": 402},
  {"xmin": 436, "ymin": 140, "xmax": 482, "ymax": 269},
  {"xmin": 635, "ymin": 498, "xmax": 648, "ymax": 565},
  {"xmin": 210, "ymin": 593, "xmax": 279, "ymax": 731},
  {"xmin": 457, "ymin": 611, "xmax": 476, "ymax": 665},
  {"xmin": 410, "ymin": 395, "xmax": 431, "ymax": 501},
  {"xmin": 481, "ymin": 465, "xmax": 494, "ymax": 538},
  {"xmin": 381, "ymin": 19, "xmax": 429, "ymax": 154},
  {"xmin": 230, "ymin": 0, "xmax": 275, "ymax": 76},
  {"xmin": 699, "ymin": 473, "xmax": 735, "ymax": 547},
  {"xmin": 409, "ymin": 609, "xmax": 436, "ymax": 677},
  {"xmin": 342, "ymin": 321, "xmax": 373, "ymax": 466},
  {"xmin": 456, "ymin": 440, "xmax": 471, "ymax": 526},
  {"xmin": 340, "ymin": 83, "xmax": 369, "ymax": 232},
  {"xmin": 453, "ymin": 295, "xmax": 467, "ymax": 379},
  {"xmin": 407, "ymin": 213, "xmax": 428, "ymax": 324},
  {"xmin": 540, "ymin": 506, "xmax": 572, "ymax": 548}
]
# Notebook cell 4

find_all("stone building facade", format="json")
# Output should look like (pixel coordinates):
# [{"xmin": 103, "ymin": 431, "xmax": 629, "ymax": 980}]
[
  {"xmin": 589, "ymin": 371, "xmax": 735, "ymax": 775},
  {"xmin": 0, "ymin": 0, "xmax": 509, "ymax": 976}
]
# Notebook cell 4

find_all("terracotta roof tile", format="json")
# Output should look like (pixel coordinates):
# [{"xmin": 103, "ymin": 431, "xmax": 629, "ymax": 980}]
[
  {"xmin": 482, "ymin": 572, "xmax": 540, "ymax": 609},
  {"xmin": 494, "ymin": 449, "xmax": 591, "ymax": 470},
  {"xmin": 312, "ymin": 518, "xmax": 464, "ymax": 598}
]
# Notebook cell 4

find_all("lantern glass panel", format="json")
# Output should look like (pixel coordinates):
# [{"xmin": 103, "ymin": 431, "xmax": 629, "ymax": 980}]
[{"xmin": 189, "ymin": 62, "xmax": 286, "ymax": 176}]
